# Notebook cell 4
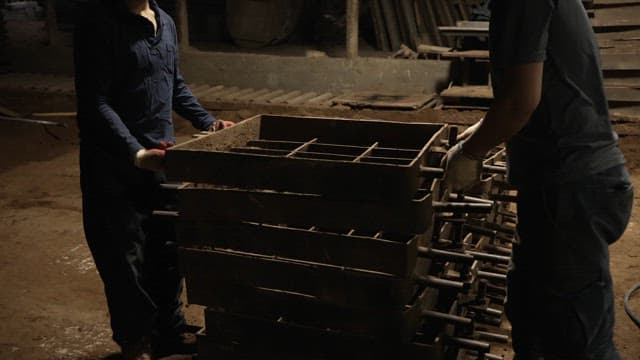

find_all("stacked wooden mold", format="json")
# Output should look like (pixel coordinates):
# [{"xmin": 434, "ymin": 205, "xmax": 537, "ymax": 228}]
[{"xmin": 165, "ymin": 115, "xmax": 512, "ymax": 359}]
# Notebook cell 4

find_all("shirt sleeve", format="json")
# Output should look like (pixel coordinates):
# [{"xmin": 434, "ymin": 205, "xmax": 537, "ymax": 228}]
[
  {"xmin": 74, "ymin": 18, "xmax": 144, "ymax": 161},
  {"xmin": 169, "ymin": 23, "xmax": 217, "ymax": 131},
  {"xmin": 490, "ymin": 0, "xmax": 555, "ymax": 68}
]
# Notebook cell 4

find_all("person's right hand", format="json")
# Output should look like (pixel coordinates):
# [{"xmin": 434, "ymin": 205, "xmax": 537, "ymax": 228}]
[
  {"xmin": 457, "ymin": 119, "xmax": 483, "ymax": 142},
  {"xmin": 134, "ymin": 149, "xmax": 166, "ymax": 172},
  {"xmin": 210, "ymin": 120, "xmax": 235, "ymax": 132}
]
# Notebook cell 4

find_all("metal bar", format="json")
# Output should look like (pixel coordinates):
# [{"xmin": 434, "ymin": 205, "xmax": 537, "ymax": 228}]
[
  {"xmin": 477, "ymin": 271, "xmax": 507, "ymax": 282},
  {"xmin": 0, "ymin": 115, "xmax": 67, "ymax": 127},
  {"xmin": 286, "ymin": 138, "xmax": 318, "ymax": 157},
  {"xmin": 414, "ymin": 274, "xmax": 466, "ymax": 290},
  {"xmin": 422, "ymin": 310, "xmax": 473, "ymax": 327},
  {"xmin": 433, "ymin": 201, "xmax": 494, "ymax": 213},
  {"xmin": 418, "ymin": 247, "xmax": 475, "ymax": 264},
  {"xmin": 353, "ymin": 142, "xmax": 379, "ymax": 162},
  {"xmin": 465, "ymin": 251, "xmax": 510, "ymax": 265},
  {"xmin": 445, "ymin": 336, "xmax": 491, "ymax": 352},
  {"xmin": 475, "ymin": 331, "xmax": 509, "ymax": 344}
]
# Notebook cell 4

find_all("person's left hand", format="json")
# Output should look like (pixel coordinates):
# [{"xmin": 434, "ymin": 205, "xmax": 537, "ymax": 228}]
[
  {"xmin": 441, "ymin": 142, "xmax": 483, "ymax": 193},
  {"xmin": 210, "ymin": 120, "xmax": 235, "ymax": 132}
]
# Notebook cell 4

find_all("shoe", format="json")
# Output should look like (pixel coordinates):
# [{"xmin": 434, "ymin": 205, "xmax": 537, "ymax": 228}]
[
  {"xmin": 153, "ymin": 332, "xmax": 197, "ymax": 357},
  {"xmin": 122, "ymin": 336, "xmax": 153, "ymax": 360}
]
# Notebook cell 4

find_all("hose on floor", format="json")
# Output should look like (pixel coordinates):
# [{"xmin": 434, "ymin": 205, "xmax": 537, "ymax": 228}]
[{"xmin": 624, "ymin": 282, "xmax": 640, "ymax": 328}]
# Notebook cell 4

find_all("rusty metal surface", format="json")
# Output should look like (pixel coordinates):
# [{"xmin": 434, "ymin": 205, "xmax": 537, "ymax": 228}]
[
  {"xmin": 166, "ymin": 115, "xmax": 447, "ymax": 201},
  {"xmin": 198, "ymin": 286, "xmax": 439, "ymax": 342},
  {"xmin": 177, "ymin": 221, "xmax": 422, "ymax": 276},
  {"xmin": 178, "ymin": 185, "xmax": 434, "ymax": 234}
]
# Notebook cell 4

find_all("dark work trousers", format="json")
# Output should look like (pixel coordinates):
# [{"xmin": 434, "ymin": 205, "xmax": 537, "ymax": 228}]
[
  {"xmin": 80, "ymin": 145, "xmax": 185, "ymax": 347},
  {"xmin": 507, "ymin": 165, "xmax": 633, "ymax": 360}
]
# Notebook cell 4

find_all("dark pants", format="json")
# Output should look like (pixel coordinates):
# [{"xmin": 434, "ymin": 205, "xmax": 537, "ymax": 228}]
[
  {"xmin": 80, "ymin": 146, "xmax": 185, "ymax": 347},
  {"xmin": 508, "ymin": 165, "xmax": 633, "ymax": 360}
]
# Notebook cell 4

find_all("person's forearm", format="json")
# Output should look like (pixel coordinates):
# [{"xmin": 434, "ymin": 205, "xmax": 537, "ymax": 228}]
[{"xmin": 462, "ymin": 96, "xmax": 536, "ymax": 158}]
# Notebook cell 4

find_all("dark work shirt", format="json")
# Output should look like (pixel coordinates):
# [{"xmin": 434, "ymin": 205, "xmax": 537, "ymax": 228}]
[
  {"xmin": 489, "ymin": 0, "xmax": 625, "ymax": 186},
  {"xmin": 74, "ymin": 0, "xmax": 215, "ymax": 161}
]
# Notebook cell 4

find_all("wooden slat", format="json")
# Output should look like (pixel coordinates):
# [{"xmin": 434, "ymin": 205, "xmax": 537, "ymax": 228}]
[
  {"xmin": 440, "ymin": 86, "xmax": 494, "ymax": 99},
  {"xmin": 592, "ymin": 5, "xmax": 640, "ymax": 27},
  {"xmin": 380, "ymin": 0, "xmax": 402, "ymax": 50},
  {"xmin": 601, "ymin": 53, "xmax": 640, "ymax": 70},
  {"xmin": 605, "ymin": 86, "xmax": 640, "ymax": 102}
]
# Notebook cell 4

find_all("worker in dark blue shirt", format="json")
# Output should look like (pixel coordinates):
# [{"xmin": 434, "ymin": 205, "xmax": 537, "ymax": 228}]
[
  {"xmin": 444, "ymin": 0, "xmax": 633, "ymax": 359},
  {"xmin": 73, "ymin": 1, "xmax": 233, "ymax": 359}
]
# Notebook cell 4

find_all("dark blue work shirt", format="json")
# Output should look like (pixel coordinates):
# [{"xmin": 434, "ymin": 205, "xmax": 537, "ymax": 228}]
[
  {"xmin": 74, "ymin": 0, "xmax": 215, "ymax": 161},
  {"xmin": 489, "ymin": 0, "xmax": 625, "ymax": 186}
]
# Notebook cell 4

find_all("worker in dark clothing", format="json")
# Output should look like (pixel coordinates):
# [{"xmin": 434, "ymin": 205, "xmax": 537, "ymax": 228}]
[
  {"xmin": 73, "ymin": 1, "xmax": 233, "ymax": 359},
  {"xmin": 443, "ymin": 0, "xmax": 634, "ymax": 359}
]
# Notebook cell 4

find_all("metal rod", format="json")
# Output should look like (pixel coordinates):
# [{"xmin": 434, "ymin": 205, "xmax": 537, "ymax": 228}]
[
  {"xmin": 418, "ymin": 246, "xmax": 475, "ymax": 264},
  {"xmin": 0, "ymin": 115, "xmax": 67, "ymax": 127},
  {"xmin": 465, "ymin": 251, "xmax": 510, "ymax": 265},
  {"xmin": 475, "ymin": 331, "xmax": 509, "ymax": 343},
  {"xmin": 433, "ymin": 201, "xmax": 494, "ymax": 213},
  {"xmin": 414, "ymin": 273, "xmax": 466, "ymax": 290},
  {"xmin": 422, "ymin": 310, "xmax": 473, "ymax": 327},
  {"xmin": 445, "ymin": 336, "xmax": 491, "ymax": 352}
]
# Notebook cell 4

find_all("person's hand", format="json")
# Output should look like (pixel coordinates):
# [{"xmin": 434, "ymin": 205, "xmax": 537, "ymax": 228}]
[
  {"xmin": 209, "ymin": 120, "xmax": 235, "ymax": 132},
  {"xmin": 457, "ymin": 119, "xmax": 483, "ymax": 142},
  {"xmin": 134, "ymin": 149, "xmax": 166, "ymax": 172},
  {"xmin": 441, "ymin": 142, "xmax": 483, "ymax": 193}
]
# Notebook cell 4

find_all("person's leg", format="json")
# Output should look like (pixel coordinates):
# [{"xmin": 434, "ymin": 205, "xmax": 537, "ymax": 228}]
[
  {"xmin": 508, "ymin": 165, "xmax": 633, "ymax": 360},
  {"xmin": 140, "ymin": 175, "xmax": 191, "ymax": 355},
  {"xmin": 80, "ymin": 148, "xmax": 158, "ymax": 352}
]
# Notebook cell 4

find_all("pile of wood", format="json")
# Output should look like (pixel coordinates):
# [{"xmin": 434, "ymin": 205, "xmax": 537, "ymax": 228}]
[
  {"xmin": 592, "ymin": 0, "xmax": 640, "ymax": 117},
  {"xmin": 369, "ymin": 0, "xmax": 485, "ymax": 51}
]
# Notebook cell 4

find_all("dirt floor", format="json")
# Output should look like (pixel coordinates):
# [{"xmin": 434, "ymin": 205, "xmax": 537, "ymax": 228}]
[{"xmin": 0, "ymin": 92, "xmax": 638, "ymax": 360}]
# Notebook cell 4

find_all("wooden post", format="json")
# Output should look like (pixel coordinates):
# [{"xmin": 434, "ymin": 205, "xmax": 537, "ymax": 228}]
[
  {"xmin": 176, "ymin": 0, "xmax": 190, "ymax": 48},
  {"xmin": 346, "ymin": 0, "xmax": 359, "ymax": 59},
  {"xmin": 46, "ymin": 0, "xmax": 58, "ymax": 46}
]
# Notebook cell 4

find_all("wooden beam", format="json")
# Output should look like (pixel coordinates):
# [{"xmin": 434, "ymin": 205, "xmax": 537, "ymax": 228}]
[
  {"xmin": 45, "ymin": 0, "xmax": 58, "ymax": 46},
  {"xmin": 346, "ymin": 0, "xmax": 360, "ymax": 58},
  {"xmin": 176, "ymin": 0, "xmax": 190, "ymax": 48}
]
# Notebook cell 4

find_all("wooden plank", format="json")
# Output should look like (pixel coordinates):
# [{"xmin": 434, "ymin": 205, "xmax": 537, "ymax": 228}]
[
  {"xmin": 605, "ymin": 86, "xmax": 640, "ymax": 102},
  {"xmin": 441, "ymin": 86, "xmax": 494, "ymax": 100},
  {"xmin": 380, "ymin": 0, "xmax": 402, "ymax": 50},
  {"xmin": 596, "ymin": 28, "xmax": 640, "ymax": 41},
  {"xmin": 371, "ymin": 0, "xmax": 391, "ymax": 51},
  {"xmin": 601, "ymin": 53, "xmax": 640, "ymax": 70},
  {"xmin": 285, "ymin": 92, "xmax": 318, "ymax": 105},
  {"xmin": 594, "ymin": 0, "xmax": 640, "ymax": 5},
  {"xmin": 176, "ymin": 0, "xmax": 190, "ymax": 47},
  {"xmin": 592, "ymin": 5, "xmax": 640, "ymax": 27},
  {"xmin": 439, "ymin": 50, "xmax": 490, "ymax": 60},
  {"xmin": 418, "ymin": 0, "xmax": 443, "ymax": 46},
  {"xmin": 346, "ymin": 0, "xmax": 360, "ymax": 58},
  {"xmin": 438, "ymin": 26, "xmax": 489, "ymax": 38},
  {"xmin": 332, "ymin": 92, "xmax": 436, "ymax": 110},
  {"xmin": 604, "ymin": 76, "xmax": 640, "ymax": 87},
  {"xmin": 399, "ymin": 0, "xmax": 420, "ymax": 49}
]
